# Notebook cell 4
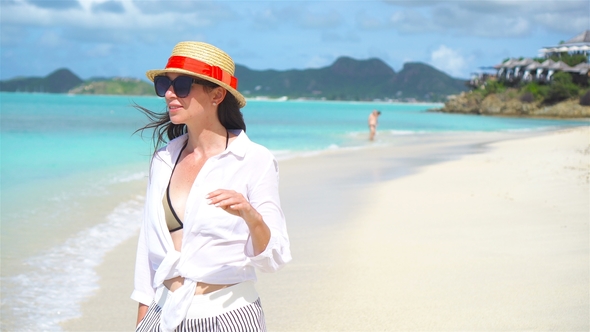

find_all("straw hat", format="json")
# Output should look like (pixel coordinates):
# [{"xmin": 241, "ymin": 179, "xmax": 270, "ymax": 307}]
[{"xmin": 146, "ymin": 41, "xmax": 246, "ymax": 107}]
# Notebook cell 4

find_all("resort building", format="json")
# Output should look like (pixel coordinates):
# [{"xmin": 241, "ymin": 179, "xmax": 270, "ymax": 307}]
[
  {"xmin": 540, "ymin": 30, "xmax": 590, "ymax": 57},
  {"xmin": 470, "ymin": 31, "xmax": 590, "ymax": 88}
]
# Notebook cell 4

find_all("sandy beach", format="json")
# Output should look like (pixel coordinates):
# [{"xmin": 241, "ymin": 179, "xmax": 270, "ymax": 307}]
[{"xmin": 62, "ymin": 126, "xmax": 589, "ymax": 332}]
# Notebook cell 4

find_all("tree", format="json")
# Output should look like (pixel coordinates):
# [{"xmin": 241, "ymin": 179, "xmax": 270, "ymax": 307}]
[{"xmin": 544, "ymin": 72, "xmax": 579, "ymax": 104}]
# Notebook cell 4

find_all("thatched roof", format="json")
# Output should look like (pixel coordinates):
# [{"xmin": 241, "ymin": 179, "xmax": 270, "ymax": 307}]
[
  {"xmin": 565, "ymin": 30, "xmax": 590, "ymax": 44},
  {"xmin": 566, "ymin": 62, "xmax": 590, "ymax": 74},
  {"xmin": 495, "ymin": 58, "xmax": 576, "ymax": 71},
  {"xmin": 546, "ymin": 60, "xmax": 573, "ymax": 71},
  {"xmin": 525, "ymin": 61, "xmax": 542, "ymax": 70},
  {"xmin": 495, "ymin": 58, "xmax": 544, "ymax": 69},
  {"xmin": 540, "ymin": 30, "xmax": 590, "ymax": 54}
]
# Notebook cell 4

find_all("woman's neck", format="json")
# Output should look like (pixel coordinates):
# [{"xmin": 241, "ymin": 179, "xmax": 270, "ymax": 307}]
[{"xmin": 184, "ymin": 124, "xmax": 228, "ymax": 157}]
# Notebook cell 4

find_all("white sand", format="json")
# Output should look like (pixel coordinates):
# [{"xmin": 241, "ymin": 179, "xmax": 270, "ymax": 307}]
[
  {"xmin": 260, "ymin": 127, "xmax": 589, "ymax": 331},
  {"xmin": 63, "ymin": 127, "xmax": 589, "ymax": 331}
]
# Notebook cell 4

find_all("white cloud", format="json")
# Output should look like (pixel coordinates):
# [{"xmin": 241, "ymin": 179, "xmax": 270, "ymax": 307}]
[
  {"xmin": 84, "ymin": 43, "xmax": 115, "ymax": 58},
  {"xmin": 431, "ymin": 5, "xmax": 528, "ymax": 38},
  {"xmin": 356, "ymin": 10, "xmax": 387, "ymax": 30},
  {"xmin": 249, "ymin": 4, "xmax": 343, "ymax": 30},
  {"xmin": 321, "ymin": 30, "xmax": 361, "ymax": 43},
  {"xmin": 0, "ymin": 0, "xmax": 586, "ymax": 80},
  {"xmin": 38, "ymin": 30, "xmax": 64, "ymax": 48},
  {"xmin": 0, "ymin": 25, "xmax": 28, "ymax": 46},
  {"xmin": 250, "ymin": 7, "xmax": 282, "ymax": 29},
  {"xmin": 430, "ymin": 45, "xmax": 469, "ymax": 78},
  {"xmin": 297, "ymin": 8, "xmax": 342, "ymax": 29},
  {"xmin": 389, "ymin": 9, "xmax": 434, "ymax": 34},
  {"xmin": 1, "ymin": 0, "xmax": 219, "ymax": 32},
  {"xmin": 533, "ymin": 11, "xmax": 590, "ymax": 34},
  {"xmin": 386, "ymin": 0, "xmax": 587, "ymax": 37}
]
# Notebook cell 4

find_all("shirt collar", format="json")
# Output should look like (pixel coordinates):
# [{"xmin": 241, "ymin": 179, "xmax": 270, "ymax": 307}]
[
  {"xmin": 160, "ymin": 134, "xmax": 188, "ymax": 167},
  {"xmin": 221, "ymin": 129, "xmax": 248, "ymax": 158},
  {"xmin": 165, "ymin": 130, "xmax": 249, "ymax": 161}
]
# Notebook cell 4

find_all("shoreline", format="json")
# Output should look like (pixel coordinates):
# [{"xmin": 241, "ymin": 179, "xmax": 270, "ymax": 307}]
[
  {"xmin": 438, "ymin": 92, "xmax": 590, "ymax": 119},
  {"xmin": 428, "ymin": 106, "xmax": 590, "ymax": 122},
  {"xmin": 61, "ymin": 127, "xmax": 588, "ymax": 331}
]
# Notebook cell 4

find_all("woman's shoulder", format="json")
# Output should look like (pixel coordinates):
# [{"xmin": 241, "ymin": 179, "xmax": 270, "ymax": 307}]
[
  {"xmin": 152, "ymin": 134, "xmax": 188, "ymax": 165},
  {"xmin": 156, "ymin": 134, "xmax": 187, "ymax": 154},
  {"xmin": 235, "ymin": 131, "xmax": 275, "ymax": 161}
]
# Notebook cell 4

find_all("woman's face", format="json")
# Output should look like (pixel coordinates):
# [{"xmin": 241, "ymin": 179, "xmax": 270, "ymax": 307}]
[{"xmin": 165, "ymin": 73, "xmax": 218, "ymax": 126}]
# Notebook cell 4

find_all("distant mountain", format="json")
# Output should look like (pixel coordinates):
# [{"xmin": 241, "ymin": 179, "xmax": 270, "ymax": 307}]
[
  {"xmin": 392, "ymin": 62, "xmax": 468, "ymax": 100},
  {"xmin": 0, "ymin": 68, "xmax": 152, "ymax": 95},
  {"xmin": 236, "ymin": 57, "xmax": 398, "ymax": 100},
  {"xmin": 0, "ymin": 57, "xmax": 468, "ymax": 101},
  {"xmin": 236, "ymin": 57, "xmax": 467, "ymax": 101},
  {"xmin": 0, "ymin": 68, "xmax": 83, "ymax": 93},
  {"xmin": 68, "ymin": 77, "xmax": 153, "ymax": 95}
]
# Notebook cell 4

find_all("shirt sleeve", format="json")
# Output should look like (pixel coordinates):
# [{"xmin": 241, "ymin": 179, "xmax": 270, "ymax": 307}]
[{"xmin": 244, "ymin": 154, "xmax": 292, "ymax": 272}]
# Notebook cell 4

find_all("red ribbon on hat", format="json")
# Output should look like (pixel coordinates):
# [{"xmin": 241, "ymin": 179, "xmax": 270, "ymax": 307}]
[{"xmin": 165, "ymin": 56, "xmax": 238, "ymax": 89}]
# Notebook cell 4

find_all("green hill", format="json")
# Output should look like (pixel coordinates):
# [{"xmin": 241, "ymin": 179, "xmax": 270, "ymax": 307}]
[
  {"xmin": 68, "ymin": 77, "xmax": 153, "ymax": 95},
  {"xmin": 236, "ymin": 57, "xmax": 398, "ymax": 100},
  {"xmin": 236, "ymin": 57, "xmax": 467, "ymax": 101},
  {"xmin": 0, "ymin": 58, "xmax": 468, "ymax": 101},
  {"xmin": 0, "ymin": 68, "xmax": 83, "ymax": 93},
  {"xmin": 393, "ymin": 62, "xmax": 469, "ymax": 101},
  {"xmin": 0, "ymin": 68, "xmax": 152, "ymax": 96}
]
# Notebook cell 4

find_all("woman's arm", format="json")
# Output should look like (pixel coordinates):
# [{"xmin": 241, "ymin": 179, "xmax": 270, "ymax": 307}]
[
  {"xmin": 206, "ymin": 190, "xmax": 271, "ymax": 255},
  {"xmin": 137, "ymin": 303, "xmax": 149, "ymax": 326},
  {"xmin": 207, "ymin": 154, "xmax": 291, "ymax": 272}
]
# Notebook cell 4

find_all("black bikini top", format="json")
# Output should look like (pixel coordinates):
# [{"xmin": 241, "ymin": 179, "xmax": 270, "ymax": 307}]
[{"xmin": 163, "ymin": 131, "xmax": 229, "ymax": 232}]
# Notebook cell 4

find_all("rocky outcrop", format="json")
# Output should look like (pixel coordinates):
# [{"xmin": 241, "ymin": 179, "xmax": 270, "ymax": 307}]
[{"xmin": 436, "ymin": 92, "xmax": 590, "ymax": 118}]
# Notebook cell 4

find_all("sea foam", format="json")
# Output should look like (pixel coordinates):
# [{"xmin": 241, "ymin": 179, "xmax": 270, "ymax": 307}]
[{"xmin": 4, "ymin": 197, "xmax": 144, "ymax": 331}]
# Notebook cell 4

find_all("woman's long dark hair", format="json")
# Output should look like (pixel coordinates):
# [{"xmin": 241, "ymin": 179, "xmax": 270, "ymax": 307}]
[{"xmin": 134, "ymin": 81, "xmax": 246, "ymax": 154}]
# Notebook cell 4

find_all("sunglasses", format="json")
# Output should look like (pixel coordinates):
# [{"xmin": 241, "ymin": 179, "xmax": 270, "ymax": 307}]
[{"xmin": 154, "ymin": 75, "xmax": 214, "ymax": 98}]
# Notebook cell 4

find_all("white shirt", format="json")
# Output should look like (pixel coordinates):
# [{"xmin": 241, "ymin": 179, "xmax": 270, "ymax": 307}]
[{"xmin": 131, "ymin": 130, "xmax": 291, "ymax": 332}]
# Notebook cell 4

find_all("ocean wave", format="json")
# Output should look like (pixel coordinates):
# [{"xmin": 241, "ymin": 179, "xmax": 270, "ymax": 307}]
[
  {"xmin": 500, "ymin": 125, "xmax": 563, "ymax": 133},
  {"xmin": 3, "ymin": 197, "xmax": 144, "ymax": 331},
  {"xmin": 389, "ymin": 129, "xmax": 428, "ymax": 135},
  {"xmin": 107, "ymin": 171, "xmax": 148, "ymax": 184}
]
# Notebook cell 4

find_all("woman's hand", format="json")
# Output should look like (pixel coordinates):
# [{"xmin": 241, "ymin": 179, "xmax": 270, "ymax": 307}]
[
  {"xmin": 207, "ymin": 189, "xmax": 271, "ymax": 255},
  {"xmin": 206, "ymin": 189, "xmax": 257, "ymax": 220}
]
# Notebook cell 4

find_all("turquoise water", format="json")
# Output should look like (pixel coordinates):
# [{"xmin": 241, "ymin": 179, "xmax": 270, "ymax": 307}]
[
  {"xmin": 0, "ymin": 92, "xmax": 587, "ymax": 331},
  {"xmin": 1, "ymin": 93, "xmax": 153, "ymax": 190},
  {"xmin": 2, "ymin": 93, "xmax": 585, "ymax": 190}
]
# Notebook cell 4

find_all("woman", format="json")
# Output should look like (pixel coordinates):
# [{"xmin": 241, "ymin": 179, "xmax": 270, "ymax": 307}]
[{"xmin": 132, "ymin": 41, "xmax": 291, "ymax": 332}]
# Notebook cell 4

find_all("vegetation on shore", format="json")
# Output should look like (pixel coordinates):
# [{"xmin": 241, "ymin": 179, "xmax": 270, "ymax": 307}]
[
  {"xmin": 477, "ymin": 71, "xmax": 588, "ymax": 106},
  {"xmin": 437, "ymin": 53, "xmax": 590, "ymax": 118}
]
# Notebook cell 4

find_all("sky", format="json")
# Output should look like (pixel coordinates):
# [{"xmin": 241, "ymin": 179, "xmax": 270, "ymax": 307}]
[{"xmin": 1, "ymin": 0, "xmax": 589, "ymax": 81}]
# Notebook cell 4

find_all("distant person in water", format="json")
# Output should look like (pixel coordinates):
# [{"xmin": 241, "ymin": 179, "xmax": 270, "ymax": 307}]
[{"xmin": 368, "ymin": 110, "xmax": 381, "ymax": 141}]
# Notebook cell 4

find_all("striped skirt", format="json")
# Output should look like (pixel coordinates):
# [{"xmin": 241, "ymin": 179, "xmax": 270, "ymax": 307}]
[{"xmin": 136, "ymin": 282, "xmax": 266, "ymax": 332}]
